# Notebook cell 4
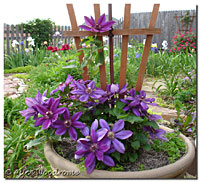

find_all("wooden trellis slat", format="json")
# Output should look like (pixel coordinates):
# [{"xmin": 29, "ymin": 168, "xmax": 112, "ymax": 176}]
[
  {"xmin": 94, "ymin": 4, "xmax": 107, "ymax": 90},
  {"xmin": 119, "ymin": 4, "xmax": 131, "ymax": 90},
  {"xmin": 62, "ymin": 28, "xmax": 161, "ymax": 37},
  {"xmin": 66, "ymin": 4, "xmax": 89, "ymax": 81},
  {"xmin": 135, "ymin": 4, "xmax": 160, "ymax": 92}
]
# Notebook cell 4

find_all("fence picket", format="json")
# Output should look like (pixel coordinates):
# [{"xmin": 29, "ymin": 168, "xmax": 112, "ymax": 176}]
[{"xmin": 6, "ymin": 24, "xmax": 10, "ymax": 55}]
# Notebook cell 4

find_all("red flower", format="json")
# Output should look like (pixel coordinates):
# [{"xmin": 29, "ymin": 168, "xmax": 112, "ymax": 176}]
[
  {"xmin": 52, "ymin": 47, "xmax": 58, "ymax": 52},
  {"xmin": 47, "ymin": 46, "xmax": 53, "ymax": 51},
  {"xmin": 183, "ymin": 47, "xmax": 186, "ymax": 49},
  {"xmin": 189, "ymin": 29, "xmax": 192, "ymax": 32},
  {"xmin": 180, "ymin": 34, "xmax": 184, "ymax": 38},
  {"xmin": 61, "ymin": 44, "xmax": 70, "ymax": 51},
  {"xmin": 173, "ymin": 41, "xmax": 177, "ymax": 44},
  {"xmin": 177, "ymin": 47, "xmax": 181, "ymax": 52},
  {"xmin": 173, "ymin": 35, "xmax": 177, "ymax": 39}
]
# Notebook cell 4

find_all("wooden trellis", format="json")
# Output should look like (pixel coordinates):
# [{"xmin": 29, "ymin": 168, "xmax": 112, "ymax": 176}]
[{"xmin": 63, "ymin": 4, "xmax": 160, "ymax": 92}]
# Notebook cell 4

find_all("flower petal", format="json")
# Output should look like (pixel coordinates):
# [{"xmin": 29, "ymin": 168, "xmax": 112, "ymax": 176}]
[
  {"xmin": 70, "ymin": 90, "xmax": 85, "ymax": 95},
  {"xmin": 91, "ymin": 129, "xmax": 97, "ymax": 143},
  {"xmin": 50, "ymin": 98, "xmax": 60, "ymax": 112},
  {"xmin": 79, "ymin": 25, "xmax": 92, "ymax": 31},
  {"xmin": 68, "ymin": 127, "xmax": 77, "ymax": 141},
  {"xmin": 55, "ymin": 127, "xmax": 67, "ymax": 135},
  {"xmin": 99, "ymin": 119, "xmax": 110, "ymax": 130},
  {"xmin": 129, "ymin": 99, "xmax": 140, "ymax": 107},
  {"xmin": 35, "ymin": 90, "xmax": 42, "ymax": 103},
  {"xmin": 112, "ymin": 119, "xmax": 124, "ymax": 133},
  {"xmin": 115, "ymin": 130, "xmax": 133, "ymax": 140},
  {"xmin": 93, "ymin": 89, "xmax": 106, "ymax": 95},
  {"xmin": 103, "ymin": 155, "xmax": 115, "ymax": 167},
  {"xmin": 96, "ymin": 150, "xmax": 103, "ymax": 161},
  {"xmin": 140, "ymin": 90, "xmax": 146, "ymax": 98},
  {"xmin": 123, "ymin": 106, "xmax": 130, "ymax": 112},
  {"xmin": 72, "ymin": 121, "xmax": 85, "ymax": 129},
  {"xmin": 81, "ymin": 126, "xmax": 89, "ymax": 137},
  {"xmin": 84, "ymin": 16, "xmax": 95, "ymax": 27},
  {"xmin": 63, "ymin": 108, "xmax": 70, "ymax": 120},
  {"xmin": 79, "ymin": 94, "xmax": 89, "ymax": 102},
  {"xmin": 25, "ymin": 98, "xmax": 37, "ymax": 107},
  {"xmin": 87, "ymin": 81, "xmax": 95, "ymax": 90},
  {"xmin": 54, "ymin": 107, "xmax": 66, "ymax": 115},
  {"xmin": 112, "ymin": 138, "xmax": 125, "ymax": 153},
  {"xmin": 71, "ymin": 111, "xmax": 83, "ymax": 122},
  {"xmin": 96, "ymin": 128, "xmax": 108, "ymax": 141},
  {"xmin": 42, "ymin": 119, "xmax": 51, "ymax": 130},
  {"xmin": 91, "ymin": 119, "xmax": 98, "ymax": 131},
  {"xmin": 85, "ymin": 152, "xmax": 95, "ymax": 168},
  {"xmin": 101, "ymin": 20, "xmax": 115, "ymax": 28},
  {"xmin": 140, "ymin": 102, "xmax": 149, "ymax": 111},
  {"xmin": 97, "ymin": 13, "xmax": 106, "ymax": 25},
  {"xmin": 86, "ymin": 158, "xmax": 96, "ymax": 174},
  {"xmin": 132, "ymin": 108, "xmax": 141, "ymax": 116},
  {"xmin": 34, "ymin": 117, "xmax": 45, "ymax": 127},
  {"xmin": 36, "ymin": 104, "xmax": 48, "ymax": 115}
]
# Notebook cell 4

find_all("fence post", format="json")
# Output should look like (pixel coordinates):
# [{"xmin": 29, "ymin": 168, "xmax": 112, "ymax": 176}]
[
  {"xmin": 6, "ymin": 24, "xmax": 10, "ymax": 55},
  {"xmin": 20, "ymin": 25, "xmax": 24, "ymax": 51}
]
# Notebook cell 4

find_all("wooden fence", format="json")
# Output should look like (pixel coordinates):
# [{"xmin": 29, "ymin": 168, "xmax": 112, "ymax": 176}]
[
  {"xmin": 114, "ymin": 9, "xmax": 196, "ymax": 49},
  {"xmin": 4, "ymin": 24, "xmax": 31, "ymax": 55},
  {"xmin": 4, "ymin": 9, "xmax": 196, "ymax": 55}
]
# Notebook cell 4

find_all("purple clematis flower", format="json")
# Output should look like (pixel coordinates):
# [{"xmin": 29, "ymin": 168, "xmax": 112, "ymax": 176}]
[
  {"xmin": 120, "ymin": 89, "xmax": 158, "ymax": 117},
  {"xmin": 53, "ymin": 108, "xmax": 85, "ymax": 141},
  {"xmin": 50, "ymin": 74, "xmax": 73, "ymax": 96},
  {"xmin": 99, "ymin": 119, "xmax": 133, "ymax": 153},
  {"xmin": 99, "ymin": 83, "xmax": 128, "ymax": 104},
  {"xmin": 75, "ymin": 129, "xmax": 110, "ymax": 174},
  {"xmin": 34, "ymin": 97, "xmax": 66, "ymax": 130},
  {"xmin": 71, "ymin": 80, "xmax": 106, "ymax": 102},
  {"xmin": 79, "ymin": 13, "xmax": 115, "ymax": 33},
  {"xmin": 19, "ymin": 90, "xmax": 47, "ymax": 122},
  {"xmin": 143, "ymin": 126, "xmax": 168, "ymax": 141}
]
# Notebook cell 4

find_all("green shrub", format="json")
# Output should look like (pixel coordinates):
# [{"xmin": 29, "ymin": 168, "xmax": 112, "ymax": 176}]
[{"xmin": 19, "ymin": 18, "xmax": 55, "ymax": 47}]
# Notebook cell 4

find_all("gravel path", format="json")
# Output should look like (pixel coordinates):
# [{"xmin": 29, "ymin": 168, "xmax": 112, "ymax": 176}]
[{"xmin": 4, "ymin": 74, "xmax": 27, "ymax": 99}]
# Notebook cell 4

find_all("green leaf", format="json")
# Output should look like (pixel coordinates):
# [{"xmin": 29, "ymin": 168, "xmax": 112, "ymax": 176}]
[
  {"xmin": 123, "ymin": 114, "xmax": 144, "ymax": 124},
  {"xmin": 184, "ymin": 115, "xmax": 192, "ymax": 127},
  {"xmin": 111, "ymin": 152, "xmax": 121, "ymax": 162},
  {"xmin": 116, "ymin": 101, "xmax": 126, "ymax": 110},
  {"xmin": 131, "ymin": 141, "xmax": 140, "ymax": 150},
  {"xmin": 95, "ymin": 52, "xmax": 104, "ymax": 65},
  {"xmin": 25, "ymin": 137, "xmax": 46, "ymax": 149},
  {"xmin": 143, "ymin": 144, "xmax": 151, "ymax": 151},
  {"xmin": 144, "ymin": 121, "xmax": 159, "ymax": 129},
  {"xmin": 128, "ymin": 153, "xmax": 138, "ymax": 162},
  {"xmin": 135, "ymin": 133, "xmax": 147, "ymax": 144}
]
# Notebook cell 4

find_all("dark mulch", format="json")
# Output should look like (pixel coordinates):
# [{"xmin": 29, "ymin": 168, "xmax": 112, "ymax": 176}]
[{"xmin": 53, "ymin": 138, "xmax": 171, "ymax": 172}]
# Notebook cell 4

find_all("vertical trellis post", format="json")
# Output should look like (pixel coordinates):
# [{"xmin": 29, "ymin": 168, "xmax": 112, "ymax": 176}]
[
  {"xmin": 67, "ymin": 4, "xmax": 89, "ymax": 81},
  {"xmin": 108, "ymin": 4, "xmax": 114, "ymax": 84},
  {"xmin": 119, "ymin": 4, "xmax": 131, "ymax": 90},
  {"xmin": 135, "ymin": 4, "xmax": 160, "ymax": 92},
  {"xmin": 94, "ymin": 4, "xmax": 107, "ymax": 90}
]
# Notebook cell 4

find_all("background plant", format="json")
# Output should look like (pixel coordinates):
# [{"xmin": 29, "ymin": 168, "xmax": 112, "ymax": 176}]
[{"xmin": 19, "ymin": 18, "xmax": 55, "ymax": 48}]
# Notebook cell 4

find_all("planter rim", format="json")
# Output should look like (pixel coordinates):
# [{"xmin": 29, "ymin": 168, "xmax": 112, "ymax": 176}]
[{"xmin": 44, "ymin": 125, "xmax": 195, "ymax": 178}]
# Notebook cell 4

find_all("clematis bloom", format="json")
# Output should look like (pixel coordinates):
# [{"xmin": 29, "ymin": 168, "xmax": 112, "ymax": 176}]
[{"xmin": 79, "ymin": 13, "xmax": 115, "ymax": 33}]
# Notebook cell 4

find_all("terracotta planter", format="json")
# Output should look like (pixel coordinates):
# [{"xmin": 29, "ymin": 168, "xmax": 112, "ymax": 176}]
[{"xmin": 44, "ymin": 125, "xmax": 195, "ymax": 179}]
